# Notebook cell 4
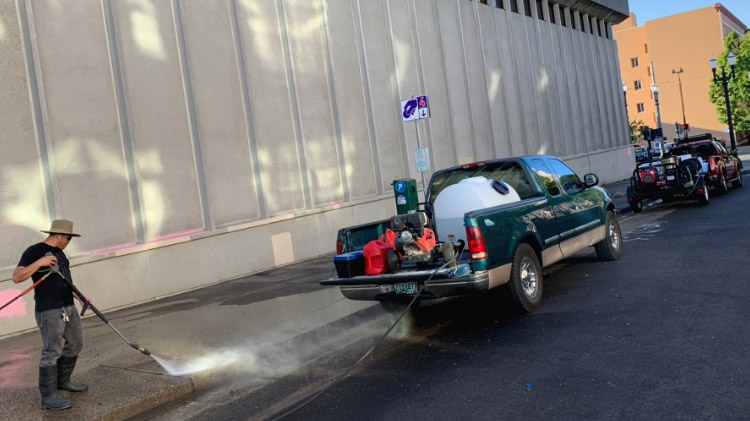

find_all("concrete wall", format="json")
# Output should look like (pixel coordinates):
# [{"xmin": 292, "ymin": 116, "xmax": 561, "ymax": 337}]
[{"xmin": 0, "ymin": 0, "xmax": 630, "ymax": 337}]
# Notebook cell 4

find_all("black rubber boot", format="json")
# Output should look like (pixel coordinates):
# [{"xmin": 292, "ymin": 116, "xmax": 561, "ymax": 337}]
[
  {"xmin": 57, "ymin": 356, "xmax": 88, "ymax": 392},
  {"xmin": 40, "ymin": 366, "xmax": 71, "ymax": 410}
]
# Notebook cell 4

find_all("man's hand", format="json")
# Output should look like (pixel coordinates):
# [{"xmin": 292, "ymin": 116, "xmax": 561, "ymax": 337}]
[
  {"xmin": 37, "ymin": 255, "xmax": 58, "ymax": 268},
  {"xmin": 75, "ymin": 294, "xmax": 91, "ymax": 310},
  {"xmin": 12, "ymin": 255, "xmax": 58, "ymax": 283}
]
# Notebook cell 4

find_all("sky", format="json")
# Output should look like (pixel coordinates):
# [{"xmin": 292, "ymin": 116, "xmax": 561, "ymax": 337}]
[{"xmin": 628, "ymin": 0, "xmax": 750, "ymax": 26}]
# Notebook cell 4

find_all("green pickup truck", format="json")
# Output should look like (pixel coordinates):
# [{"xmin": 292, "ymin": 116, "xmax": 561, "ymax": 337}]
[{"xmin": 321, "ymin": 156, "xmax": 622, "ymax": 313}]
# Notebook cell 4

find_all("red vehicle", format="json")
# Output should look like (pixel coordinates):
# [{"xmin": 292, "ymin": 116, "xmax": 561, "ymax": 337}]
[{"xmin": 670, "ymin": 139, "xmax": 742, "ymax": 193}]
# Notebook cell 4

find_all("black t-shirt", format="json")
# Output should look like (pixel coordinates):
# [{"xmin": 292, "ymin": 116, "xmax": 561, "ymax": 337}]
[{"xmin": 17, "ymin": 242, "xmax": 74, "ymax": 312}]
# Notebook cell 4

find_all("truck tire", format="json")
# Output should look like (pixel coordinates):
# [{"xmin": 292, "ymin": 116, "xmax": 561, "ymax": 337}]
[
  {"xmin": 594, "ymin": 211, "xmax": 622, "ymax": 261},
  {"xmin": 629, "ymin": 200, "xmax": 643, "ymax": 213},
  {"xmin": 717, "ymin": 173, "xmax": 729, "ymax": 194},
  {"xmin": 732, "ymin": 171, "xmax": 743, "ymax": 189},
  {"xmin": 698, "ymin": 186, "xmax": 710, "ymax": 206},
  {"xmin": 503, "ymin": 244, "xmax": 543, "ymax": 313}
]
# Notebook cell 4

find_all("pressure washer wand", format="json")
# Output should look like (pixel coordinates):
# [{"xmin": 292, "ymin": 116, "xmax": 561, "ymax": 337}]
[
  {"xmin": 0, "ymin": 271, "xmax": 54, "ymax": 313},
  {"xmin": 55, "ymin": 269, "xmax": 152, "ymax": 356}
]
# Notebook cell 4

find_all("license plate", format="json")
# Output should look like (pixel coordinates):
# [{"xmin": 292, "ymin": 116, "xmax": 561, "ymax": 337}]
[
  {"xmin": 394, "ymin": 282, "xmax": 419, "ymax": 295},
  {"xmin": 667, "ymin": 175, "xmax": 675, "ymax": 181}
]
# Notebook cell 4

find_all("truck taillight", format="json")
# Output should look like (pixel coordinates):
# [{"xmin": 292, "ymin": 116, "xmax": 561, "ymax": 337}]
[
  {"xmin": 465, "ymin": 226, "xmax": 487, "ymax": 261},
  {"xmin": 336, "ymin": 239, "xmax": 344, "ymax": 255},
  {"xmin": 709, "ymin": 158, "xmax": 716, "ymax": 172}
]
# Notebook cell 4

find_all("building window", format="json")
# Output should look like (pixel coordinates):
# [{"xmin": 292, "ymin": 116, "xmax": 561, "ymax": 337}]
[
  {"xmin": 644, "ymin": 43, "xmax": 648, "ymax": 53},
  {"xmin": 589, "ymin": 17, "xmax": 595, "ymax": 34},
  {"xmin": 560, "ymin": 7, "xmax": 567, "ymax": 27},
  {"xmin": 495, "ymin": 0, "xmax": 504, "ymax": 8},
  {"xmin": 548, "ymin": 3, "xmax": 556, "ymax": 24},
  {"xmin": 571, "ymin": 11, "xmax": 576, "ymax": 29},
  {"xmin": 634, "ymin": 80, "xmax": 642, "ymax": 90},
  {"xmin": 510, "ymin": 0, "xmax": 519, "ymax": 13},
  {"xmin": 631, "ymin": 57, "xmax": 639, "ymax": 68},
  {"xmin": 523, "ymin": 0, "xmax": 532, "ymax": 17},
  {"xmin": 637, "ymin": 103, "xmax": 645, "ymax": 113},
  {"xmin": 536, "ymin": 0, "xmax": 544, "ymax": 20},
  {"xmin": 478, "ymin": 0, "xmax": 489, "ymax": 5}
]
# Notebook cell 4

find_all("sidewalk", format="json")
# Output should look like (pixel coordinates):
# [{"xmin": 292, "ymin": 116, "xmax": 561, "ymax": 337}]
[{"xmin": 0, "ymin": 258, "xmax": 379, "ymax": 421}]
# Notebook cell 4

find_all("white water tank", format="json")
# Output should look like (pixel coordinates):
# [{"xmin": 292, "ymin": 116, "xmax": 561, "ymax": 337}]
[{"xmin": 433, "ymin": 176, "xmax": 521, "ymax": 244}]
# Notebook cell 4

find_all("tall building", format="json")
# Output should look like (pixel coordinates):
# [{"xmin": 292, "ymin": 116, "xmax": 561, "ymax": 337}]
[
  {"xmin": 0, "ymin": 0, "xmax": 629, "ymax": 337},
  {"xmin": 614, "ymin": 4, "xmax": 747, "ymax": 142}
]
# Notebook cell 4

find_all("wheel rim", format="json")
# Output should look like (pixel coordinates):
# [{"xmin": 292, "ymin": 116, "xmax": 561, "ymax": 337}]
[
  {"xmin": 609, "ymin": 221, "xmax": 620, "ymax": 250},
  {"xmin": 520, "ymin": 257, "xmax": 538, "ymax": 298},
  {"xmin": 704, "ymin": 188, "xmax": 709, "ymax": 201}
]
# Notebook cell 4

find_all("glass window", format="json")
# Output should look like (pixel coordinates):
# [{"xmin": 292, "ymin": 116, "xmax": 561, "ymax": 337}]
[
  {"xmin": 548, "ymin": 3, "xmax": 556, "ymax": 24},
  {"xmin": 637, "ymin": 103, "xmax": 645, "ymax": 113},
  {"xmin": 530, "ymin": 158, "xmax": 561, "ymax": 196},
  {"xmin": 536, "ymin": 0, "xmax": 544, "ymax": 20},
  {"xmin": 495, "ymin": 0, "xmax": 504, "ymax": 8},
  {"xmin": 634, "ymin": 80, "xmax": 642, "ymax": 90},
  {"xmin": 548, "ymin": 159, "xmax": 583, "ymax": 194},
  {"xmin": 571, "ymin": 11, "xmax": 576, "ymax": 29},
  {"xmin": 510, "ymin": 0, "xmax": 519, "ymax": 13},
  {"xmin": 429, "ymin": 161, "xmax": 537, "ymax": 201},
  {"xmin": 631, "ymin": 57, "xmax": 639, "ymax": 68},
  {"xmin": 523, "ymin": 0, "xmax": 532, "ymax": 17},
  {"xmin": 560, "ymin": 8, "xmax": 567, "ymax": 26}
]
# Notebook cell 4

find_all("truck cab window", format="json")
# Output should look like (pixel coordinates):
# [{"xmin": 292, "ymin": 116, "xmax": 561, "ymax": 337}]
[
  {"xmin": 548, "ymin": 159, "xmax": 583, "ymax": 194},
  {"xmin": 530, "ymin": 158, "xmax": 561, "ymax": 196}
]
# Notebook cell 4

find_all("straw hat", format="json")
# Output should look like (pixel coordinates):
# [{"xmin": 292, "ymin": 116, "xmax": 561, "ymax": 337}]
[{"xmin": 41, "ymin": 219, "xmax": 81, "ymax": 237}]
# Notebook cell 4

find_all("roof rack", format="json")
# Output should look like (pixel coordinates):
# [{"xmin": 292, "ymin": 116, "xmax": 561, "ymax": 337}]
[{"xmin": 676, "ymin": 133, "xmax": 714, "ymax": 144}]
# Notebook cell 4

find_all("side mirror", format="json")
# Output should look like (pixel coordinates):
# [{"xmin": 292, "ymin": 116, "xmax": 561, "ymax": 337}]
[{"xmin": 583, "ymin": 173, "xmax": 599, "ymax": 188}]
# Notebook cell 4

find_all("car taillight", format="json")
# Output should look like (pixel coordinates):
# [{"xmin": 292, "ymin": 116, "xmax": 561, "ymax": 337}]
[
  {"xmin": 336, "ymin": 239, "xmax": 344, "ymax": 255},
  {"xmin": 465, "ymin": 226, "xmax": 487, "ymax": 261}
]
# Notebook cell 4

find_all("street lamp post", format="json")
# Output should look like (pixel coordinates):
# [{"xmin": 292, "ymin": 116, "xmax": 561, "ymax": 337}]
[
  {"xmin": 650, "ymin": 82, "xmax": 662, "ymax": 131},
  {"xmin": 622, "ymin": 82, "xmax": 629, "ymax": 139},
  {"xmin": 672, "ymin": 68, "xmax": 687, "ymax": 125},
  {"xmin": 710, "ymin": 53, "xmax": 738, "ymax": 158}
]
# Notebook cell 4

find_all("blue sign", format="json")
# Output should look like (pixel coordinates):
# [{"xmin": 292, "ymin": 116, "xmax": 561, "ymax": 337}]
[{"xmin": 395, "ymin": 181, "xmax": 406, "ymax": 193}]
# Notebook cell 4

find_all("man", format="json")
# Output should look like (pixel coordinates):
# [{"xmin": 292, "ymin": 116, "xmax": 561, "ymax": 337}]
[{"xmin": 13, "ymin": 219, "xmax": 89, "ymax": 411}]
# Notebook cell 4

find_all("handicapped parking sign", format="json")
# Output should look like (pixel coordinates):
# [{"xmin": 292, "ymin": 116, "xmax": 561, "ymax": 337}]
[
  {"xmin": 401, "ymin": 95, "xmax": 430, "ymax": 122},
  {"xmin": 401, "ymin": 98, "xmax": 419, "ymax": 122}
]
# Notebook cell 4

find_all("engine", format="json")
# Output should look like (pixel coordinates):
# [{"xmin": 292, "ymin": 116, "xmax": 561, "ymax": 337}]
[{"xmin": 383, "ymin": 212, "xmax": 437, "ymax": 263}]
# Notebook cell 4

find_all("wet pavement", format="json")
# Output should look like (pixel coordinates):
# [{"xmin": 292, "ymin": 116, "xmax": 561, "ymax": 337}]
[
  {"xmin": 0, "ymin": 152, "xmax": 745, "ymax": 420},
  {"xmin": 0, "ymin": 259, "xmax": 378, "ymax": 421}
]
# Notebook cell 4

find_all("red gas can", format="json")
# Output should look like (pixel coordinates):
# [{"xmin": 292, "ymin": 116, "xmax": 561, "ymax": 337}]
[{"xmin": 363, "ymin": 240, "xmax": 394, "ymax": 275}]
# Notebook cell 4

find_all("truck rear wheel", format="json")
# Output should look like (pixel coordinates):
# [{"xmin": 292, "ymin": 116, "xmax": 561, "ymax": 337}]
[
  {"xmin": 629, "ymin": 200, "xmax": 643, "ymax": 213},
  {"xmin": 594, "ymin": 211, "xmax": 622, "ymax": 261},
  {"xmin": 732, "ymin": 171, "xmax": 743, "ymax": 189},
  {"xmin": 503, "ymin": 244, "xmax": 542, "ymax": 313}
]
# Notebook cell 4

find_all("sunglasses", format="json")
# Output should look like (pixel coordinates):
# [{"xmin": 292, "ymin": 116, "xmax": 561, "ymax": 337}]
[{"xmin": 60, "ymin": 234, "xmax": 73, "ymax": 241}]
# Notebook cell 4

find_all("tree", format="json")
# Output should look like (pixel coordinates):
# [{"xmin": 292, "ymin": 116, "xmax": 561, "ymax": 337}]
[
  {"xmin": 629, "ymin": 119, "xmax": 645, "ymax": 144},
  {"xmin": 708, "ymin": 32, "xmax": 750, "ymax": 135}
]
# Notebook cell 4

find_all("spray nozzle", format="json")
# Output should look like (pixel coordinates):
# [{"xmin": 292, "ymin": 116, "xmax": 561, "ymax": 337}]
[{"xmin": 130, "ymin": 342, "xmax": 151, "ymax": 356}]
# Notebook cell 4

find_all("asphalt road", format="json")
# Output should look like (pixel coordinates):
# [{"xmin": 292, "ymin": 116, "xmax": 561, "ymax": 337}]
[{"xmin": 138, "ymin": 184, "xmax": 750, "ymax": 420}]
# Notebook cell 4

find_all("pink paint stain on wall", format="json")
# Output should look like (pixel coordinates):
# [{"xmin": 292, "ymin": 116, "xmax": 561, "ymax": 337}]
[{"xmin": 0, "ymin": 290, "xmax": 27, "ymax": 319}]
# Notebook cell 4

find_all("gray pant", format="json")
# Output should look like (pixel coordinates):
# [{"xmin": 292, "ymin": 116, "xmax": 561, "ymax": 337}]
[{"xmin": 34, "ymin": 305, "xmax": 84, "ymax": 368}]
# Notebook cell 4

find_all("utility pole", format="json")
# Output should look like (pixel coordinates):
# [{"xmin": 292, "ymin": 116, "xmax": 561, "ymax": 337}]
[{"xmin": 672, "ymin": 68, "xmax": 687, "ymax": 125}]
